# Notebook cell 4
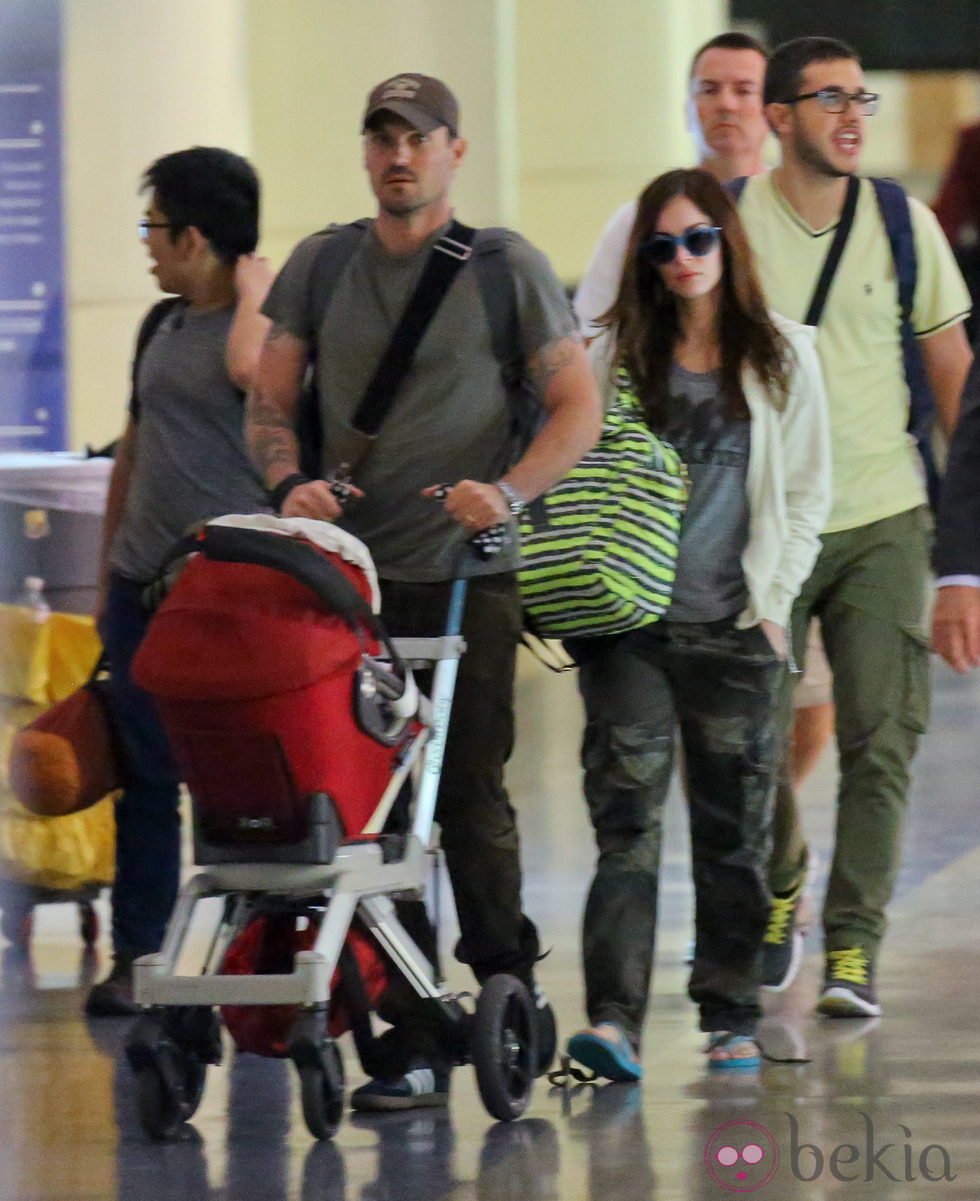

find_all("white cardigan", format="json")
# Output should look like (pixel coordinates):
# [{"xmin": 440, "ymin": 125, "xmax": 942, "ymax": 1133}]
[
  {"xmin": 737, "ymin": 313, "xmax": 832, "ymax": 629},
  {"xmin": 590, "ymin": 313, "xmax": 832, "ymax": 629}
]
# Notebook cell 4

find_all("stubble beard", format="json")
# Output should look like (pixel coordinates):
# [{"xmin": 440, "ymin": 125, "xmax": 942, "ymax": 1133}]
[{"xmin": 792, "ymin": 118, "xmax": 854, "ymax": 180}]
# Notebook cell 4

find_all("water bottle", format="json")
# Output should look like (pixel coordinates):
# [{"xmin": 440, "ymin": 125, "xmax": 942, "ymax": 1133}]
[{"xmin": 19, "ymin": 576, "xmax": 51, "ymax": 624}]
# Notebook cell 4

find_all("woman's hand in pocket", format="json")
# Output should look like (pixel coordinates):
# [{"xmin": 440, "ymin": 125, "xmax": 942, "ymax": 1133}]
[{"xmin": 759, "ymin": 619, "xmax": 789, "ymax": 660}]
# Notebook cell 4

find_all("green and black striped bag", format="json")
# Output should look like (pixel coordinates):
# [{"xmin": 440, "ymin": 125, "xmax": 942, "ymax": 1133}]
[{"xmin": 518, "ymin": 389, "xmax": 687, "ymax": 639}]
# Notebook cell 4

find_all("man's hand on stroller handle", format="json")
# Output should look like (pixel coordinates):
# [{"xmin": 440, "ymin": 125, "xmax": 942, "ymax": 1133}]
[
  {"xmin": 422, "ymin": 480, "xmax": 510, "ymax": 530},
  {"xmin": 424, "ymin": 481, "xmax": 509, "ymax": 560},
  {"xmin": 279, "ymin": 476, "xmax": 364, "ymax": 521}
]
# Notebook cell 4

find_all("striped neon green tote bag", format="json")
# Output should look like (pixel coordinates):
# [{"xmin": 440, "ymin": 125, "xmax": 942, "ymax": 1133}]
[{"xmin": 518, "ymin": 389, "xmax": 687, "ymax": 638}]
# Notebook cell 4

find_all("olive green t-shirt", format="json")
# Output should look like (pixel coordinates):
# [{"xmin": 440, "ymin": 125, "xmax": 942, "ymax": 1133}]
[
  {"xmin": 737, "ymin": 173, "xmax": 970, "ymax": 533},
  {"xmin": 263, "ymin": 220, "xmax": 577, "ymax": 581}
]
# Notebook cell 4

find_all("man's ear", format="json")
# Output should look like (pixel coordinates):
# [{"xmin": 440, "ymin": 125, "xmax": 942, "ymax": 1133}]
[
  {"xmin": 764, "ymin": 101, "xmax": 790, "ymax": 137},
  {"xmin": 451, "ymin": 136, "xmax": 468, "ymax": 169},
  {"xmin": 182, "ymin": 225, "xmax": 214, "ymax": 260}
]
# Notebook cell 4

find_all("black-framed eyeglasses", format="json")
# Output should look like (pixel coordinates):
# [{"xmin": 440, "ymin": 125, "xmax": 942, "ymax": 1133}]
[
  {"xmin": 779, "ymin": 88, "xmax": 879, "ymax": 116},
  {"xmin": 640, "ymin": 225, "xmax": 722, "ymax": 267},
  {"xmin": 137, "ymin": 219, "xmax": 173, "ymax": 241}
]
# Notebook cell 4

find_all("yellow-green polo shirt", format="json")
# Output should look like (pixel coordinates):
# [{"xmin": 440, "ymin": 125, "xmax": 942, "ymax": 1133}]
[{"xmin": 738, "ymin": 173, "xmax": 970, "ymax": 533}]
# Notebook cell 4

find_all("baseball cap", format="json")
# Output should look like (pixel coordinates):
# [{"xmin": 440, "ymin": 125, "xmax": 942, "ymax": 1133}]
[{"xmin": 362, "ymin": 73, "xmax": 459, "ymax": 137}]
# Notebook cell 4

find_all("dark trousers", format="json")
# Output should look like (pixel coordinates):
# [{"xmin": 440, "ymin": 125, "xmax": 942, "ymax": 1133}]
[
  {"xmin": 371, "ymin": 572, "xmax": 539, "ymax": 1073},
  {"xmin": 570, "ymin": 617, "xmax": 785, "ymax": 1042},
  {"xmin": 102, "ymin": 574, "xmax": 182, "ymax": 958}
]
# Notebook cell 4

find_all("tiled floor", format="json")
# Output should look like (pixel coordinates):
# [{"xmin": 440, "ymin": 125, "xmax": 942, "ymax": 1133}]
[{"xmin": 1, "ymin": 657, "xmax": 979, "ymax": 1200}]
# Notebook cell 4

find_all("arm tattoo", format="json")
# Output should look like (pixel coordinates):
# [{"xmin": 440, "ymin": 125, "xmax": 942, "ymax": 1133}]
[
  {"xmin": 246, "ymin": 389, "xmax": 300, "ymax": 478},
  {"xmin": 530, "ymin": 333, "xmax": 583, "ymax": 394}
]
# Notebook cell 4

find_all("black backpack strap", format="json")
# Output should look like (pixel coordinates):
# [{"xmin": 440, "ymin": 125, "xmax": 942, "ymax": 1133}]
[
  {"xmin": 871, "ymin": 177, "xmax": 940, "ymax": 505},
  {"xmin": 306, "ymin": 219, "xmax": 372, "ymax": 338},
  {"xmin": 472, "ymin": 227, "xmax": 545, "ymax": 458},
  {"xmin": 128, "ymin": 296, "xmax": 183, "ymax": 420},
  {"xmin": 294, "ymin": 220, "xmax": 371, "ymax": 475},
  {"xmin": 472, "ymin": 227, "xmax": 522, "ymax": 380},
  {"xmin": 804, "ymin": 174, "xmax": 860, "ymax": 327},
  {"xmin": 353, "ymin": 219, "xmax": 477, "ymax": 435}
]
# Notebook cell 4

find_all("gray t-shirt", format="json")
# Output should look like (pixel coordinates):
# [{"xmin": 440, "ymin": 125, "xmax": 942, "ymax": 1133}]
[
  {"xmin": 262, "ymin": 220, "xmax": 577, "ymax": 581},
  {"xmin": 110, "ymin": 304, "xmax": 268, "ymax": 581},
  {"xmin": 658, "ymin": 363, "xmax": 750, "ymax": 623}
]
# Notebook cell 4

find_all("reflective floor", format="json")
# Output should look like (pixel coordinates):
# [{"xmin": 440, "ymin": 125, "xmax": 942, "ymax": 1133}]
[{"xmin": 2, "ymin": 658, "xmax": 979, "ymax": 1200}]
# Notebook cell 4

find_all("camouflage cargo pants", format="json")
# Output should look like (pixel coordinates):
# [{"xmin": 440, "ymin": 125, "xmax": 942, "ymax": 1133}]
[{"xmin": 569, "ymin": 617, "xmax": 786, "ymax": 1043}]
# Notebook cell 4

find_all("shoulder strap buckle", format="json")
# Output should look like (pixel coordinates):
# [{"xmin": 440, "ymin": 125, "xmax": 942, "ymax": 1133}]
[{"xmin": 435, "ymin": 235, "xmax": 474, "ymax": 261}]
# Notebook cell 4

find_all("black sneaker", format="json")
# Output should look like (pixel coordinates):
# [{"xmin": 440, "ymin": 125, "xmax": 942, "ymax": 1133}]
[
  {"xmin": 84, "ymin": 955, "xmax": 141, "ymax": 1017},
  {"xmin": 760, "ymin": 883, "xmax": 805, "ymax": 992},
  {"xmin": 816, "ymin": 948, "xmax": 882, "ymax": 1018},
  {"xmin": 350, "ymin": 1060, "xmax": 450, "ymax": 1112}
]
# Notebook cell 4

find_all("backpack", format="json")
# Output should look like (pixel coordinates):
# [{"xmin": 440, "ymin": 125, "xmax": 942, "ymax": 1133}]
[
  {"xmin": 726, "ymin": 175, "xmax": 940, "ymax": 506},
  {"xmin": 295, "ymin": 220, "xmax": 538, "ymax": 477}
]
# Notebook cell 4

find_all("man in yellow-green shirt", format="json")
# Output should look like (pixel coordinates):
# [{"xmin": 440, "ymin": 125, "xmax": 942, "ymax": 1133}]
[{"xmin": 737, "ymin": 36, "xmax": 972, "ymax": 1019}]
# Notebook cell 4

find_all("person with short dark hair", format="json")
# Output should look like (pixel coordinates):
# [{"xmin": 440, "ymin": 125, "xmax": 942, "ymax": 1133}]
[
  {"xmin": 564, "ymin": 168, "xmax": 831, "ymax": 1079},
  {"xmin": 85, "ymin": 147, "xmax": 274, "ymax": 1016},
  {"xmin": 246, "ymin": 74, "xmax": 602, "ymax": 1110},
  {"xmin": 738, "ymin": 36, "xmax": 972, "ymax": 1018}
]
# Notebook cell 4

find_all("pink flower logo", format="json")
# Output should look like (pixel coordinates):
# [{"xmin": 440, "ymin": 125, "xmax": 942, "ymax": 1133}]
[{"xmin": 705, "ymin": 1121, "xmax": 780, "ymax": 1192}]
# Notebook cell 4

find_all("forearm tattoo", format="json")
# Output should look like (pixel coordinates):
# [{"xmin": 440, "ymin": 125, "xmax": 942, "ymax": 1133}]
[{"xmin": 246, "ymin": 390, "xmax": 300, "ymax": 478}]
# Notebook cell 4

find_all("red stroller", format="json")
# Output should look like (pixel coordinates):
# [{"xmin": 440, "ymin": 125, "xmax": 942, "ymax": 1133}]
[{"xmin": 125, "ymin": 515, "xmax": 545, "ymax": 1139}]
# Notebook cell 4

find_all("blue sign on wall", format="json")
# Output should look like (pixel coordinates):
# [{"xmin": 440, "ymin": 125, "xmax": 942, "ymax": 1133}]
[{"xmin": 0, "ymin": 0, "xmax": 65, "ymax": 450}]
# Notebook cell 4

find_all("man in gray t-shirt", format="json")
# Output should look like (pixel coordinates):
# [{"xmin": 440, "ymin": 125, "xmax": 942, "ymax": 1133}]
[
  {"xmin": 86, "ymin": 148, "xmax": 274, "ymax": 1018},
  {"xmin": 248, "ymin": 73, "xmax": 601, "ymax": 1109}
]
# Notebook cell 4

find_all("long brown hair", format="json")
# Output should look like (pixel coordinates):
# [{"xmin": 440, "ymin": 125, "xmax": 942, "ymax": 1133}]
[{"xmin": 600, "ymin": 168, "xmax": 789, "ymax": 426}]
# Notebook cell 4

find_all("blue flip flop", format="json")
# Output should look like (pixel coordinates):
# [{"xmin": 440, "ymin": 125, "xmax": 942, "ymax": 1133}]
[
  {"xmin": 566, "ymin": 1025, "xmax": 643, "ymax": 1083},
  {"xmin": 706, "ymin": 1032, "xmax": 761, "ymax": 1071}
]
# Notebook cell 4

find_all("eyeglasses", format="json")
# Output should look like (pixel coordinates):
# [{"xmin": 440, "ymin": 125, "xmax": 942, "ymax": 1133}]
[
  {"xmin": 640, "ymin": 225, "xmax": 722, "ymax": 267},
  {"xmin": 779, "ymin": 88, "xmax": 879, "ymax": 116},
  {"xmin": 137, "ymin": 219, "xmax": 173, "ymax": 241}
]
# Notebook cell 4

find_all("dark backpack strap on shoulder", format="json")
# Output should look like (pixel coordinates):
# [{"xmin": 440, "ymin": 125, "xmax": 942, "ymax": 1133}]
[
  {"xmin": 295, "ymin": 220, "xmax": 371, "ymax": 475},
  {"xmin": 129, "ymin": 296, "xmax": 183, "ymax": 420},
  {"xmin": 871, "ymin": 177, "xmax": 938, "ymax": 502},
  {"xmin": 472, "ymin": 227, "xmax": 522, "ymax": 381},
  {"xmin": 724, "ymin": 176, "xmax": 748, "ymax": 203},
  {"xmin": 307, "ymin": 219, "xmax": 372, "ymax": 338},
  {"xmin": 471, "ymin": 227, "xmax": 544, "ymax": 457},
  {"xmin": 871, "ymin": 177, "xmax": 916, "ymax": 321}
]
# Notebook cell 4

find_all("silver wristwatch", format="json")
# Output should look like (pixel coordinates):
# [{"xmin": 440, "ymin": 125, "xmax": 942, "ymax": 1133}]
[{"xmin": 495, "ymin": 479, "xmax": 527, "ymax": 517}]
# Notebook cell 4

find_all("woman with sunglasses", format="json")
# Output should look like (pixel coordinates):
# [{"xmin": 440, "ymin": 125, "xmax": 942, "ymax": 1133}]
[{"xmin": 565, "ymin": 167, "xmax": 832, "ymax": 1078}]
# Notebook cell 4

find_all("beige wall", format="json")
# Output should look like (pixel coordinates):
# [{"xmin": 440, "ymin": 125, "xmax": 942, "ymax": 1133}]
[
  {"xmin": 515, "ymin": 0, "xmax": 726, "ymax": 280},
  {"xmin": 247, "ymin": 0, "xmax": 520, "ymax": 269},
  {"xmin": 60, "ymin": 2, "xmax": 979, "ymax": 448},
  {"xmin": 64, "ymin": 0, "xmax": 251, "ymax": 450}
]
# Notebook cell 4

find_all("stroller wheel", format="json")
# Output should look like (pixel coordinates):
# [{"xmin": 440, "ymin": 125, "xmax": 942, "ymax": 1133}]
[
  {"xmin": 472, "ymin": 974, "xmax": 537, "ymax": 1122},
  {"xmin": 133, "ymin": 1050, "xmax": 205, "ymax": 1141},
  {"xmin": 298, "ymin": 1039, "xmax": 345, "ymax": 1140},
  {"xmin": 128, "ymin": 1016, "xmax": 208, "ymax": 1140}
]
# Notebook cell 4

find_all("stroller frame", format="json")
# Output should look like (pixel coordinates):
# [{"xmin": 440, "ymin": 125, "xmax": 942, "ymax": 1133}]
[{"xmin": 127, "ymin": 560, "xmax": 544, "ymax": 1140}]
